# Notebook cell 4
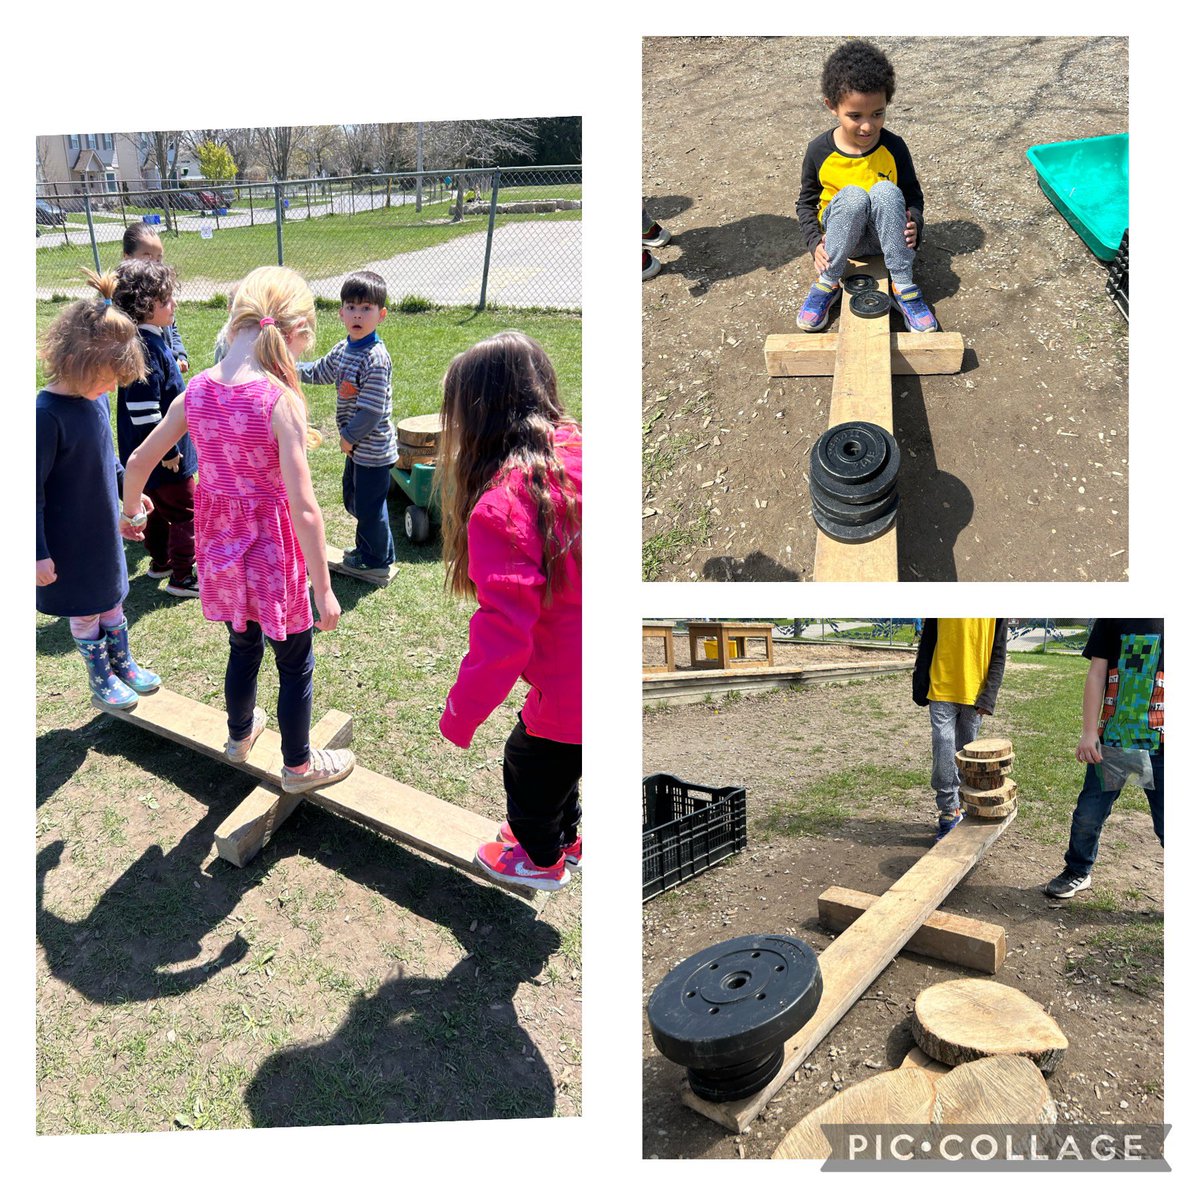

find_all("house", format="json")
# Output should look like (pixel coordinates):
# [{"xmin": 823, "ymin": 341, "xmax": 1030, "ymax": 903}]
[{"xmin": 36, "ymin": 132, "xmax": 204, "ymax": 194}]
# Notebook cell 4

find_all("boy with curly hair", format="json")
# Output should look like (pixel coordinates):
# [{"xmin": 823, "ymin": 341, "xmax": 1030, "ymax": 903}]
[{"xmin": 795, "ymin": 39, "xmax": 937, "ymax": 334}]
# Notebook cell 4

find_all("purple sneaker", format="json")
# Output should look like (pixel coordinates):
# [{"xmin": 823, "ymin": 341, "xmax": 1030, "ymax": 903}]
[
  {"xmin": 935, "ymin": 808, "xmax": 963, "ymax": 843},
  {"xmin": 796, "ymin": 280, "xmax": 841, "ymax": 331},
  {"xmin": 891, "ymin": 282, "xmax": 938, "ymax": 332}
]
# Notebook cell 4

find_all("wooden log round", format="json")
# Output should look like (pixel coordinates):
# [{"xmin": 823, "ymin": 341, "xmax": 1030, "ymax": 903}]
[
  {"xmin": 898, "ymin": 1045, "xmax": 952, "ymax": 1076},
  {"xmin": 912, "ymin": 980, "xmax": 1068, "ymax": 1073},
  {"xmin": 959, "ymin": 737, "xmax": 1013, "ymax": 762},
  {"xmin": 960, "ymin": 778, "xmax": 1017, "ymax": 804},
  {"xmin": 394, "ymin": 447, "xmax": 437, "ymax": 470},
  {"xmin": 396, "ymin": 414, "xmax": 441, "ymax": 447},
  {"xmin": 963, "ymin": 797, "xmax": 1017, "ymax": 820},
  {"xmin": 957, "ymin": 750, "xmax": 1014, "ymax": 774},
  {"xmin": 934, "ymin": 1054, "xmax": 1057, "ymax": 1125},
  {"xmin": 773, "ymin": 1068, "xmax": 938, "ymax": 1159}
]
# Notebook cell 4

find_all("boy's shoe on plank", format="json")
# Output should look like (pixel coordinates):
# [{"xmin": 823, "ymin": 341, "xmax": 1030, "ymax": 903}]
[
  {"xmin": 1044, "ymin": 871, "xmax": 1092, "ymax": 899},
  {"xmin": 642, "ymin": 220, "xmax": 671, "ymax": 248},
  {"xmin": 476, "ymin": 841, "xmax": 570, "ymax": 891},
  {"xmin": 342, "ymin": 549, "xmax": 391, "ymax": 578},
  {"xmin": 890, "ymin": 282, "xmax": 938, "ymax": 332},
  {"xmin": 935, "ymin": 808, "xmax": 963, "ymax": 842},
  {"xmin": 642, "ymin": 248, "xmax": 662, "ymax": 281},
  {"xmin": 796, "ymin": 280, "xmax": 841, "ymax": 331},
  {"xmin": 165, "ymin": 573, "xmax": 200, "ymax": 598},
  {"xmin": 225, "ymin": 706, "xmax": 267, "ymax": 763},
  {"xmin": 281, "ymin": 747, "xmax": 356, "ymax": 794},
  {"xmin": 497, "ymin": 820, "xmax": 582, "ymax": 868}
]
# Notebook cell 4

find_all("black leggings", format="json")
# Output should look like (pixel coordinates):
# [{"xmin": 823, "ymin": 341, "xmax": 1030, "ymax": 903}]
[
  {"xmin": 503, "ymin": 717, "xmax": 582, "ymax": 866},
  {"xmin": 225, "ymin": 622, "xmax": 314, "ymax": 769}
]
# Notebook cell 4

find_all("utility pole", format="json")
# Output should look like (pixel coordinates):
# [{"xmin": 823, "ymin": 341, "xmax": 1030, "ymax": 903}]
[{"xmin": 415, "ymin": 122, "xmax": 424, "ymax": 213}]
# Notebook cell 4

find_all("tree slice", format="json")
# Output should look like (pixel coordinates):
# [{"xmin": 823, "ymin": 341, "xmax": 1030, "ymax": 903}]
[
  {"xmin": 960, "ymin": 778, "xmax": 1017, "ymax": 804},
  {"xmin": 898, "ymin": 1045, "xmax": 952, "ymax": 1076},
  {"xmin": 963, "ymin": 798, "xmax": 1017, "ymax": 820},
  {"xmin": 934, "ymin": 1055, "xmax": 1057, "ymax": 1125},
  {"xmin": 957, "ymin": 750, "xmax": 1014, "ymax": 773},
  {"xmin": 396, "ymin": 414, "xmax": 441, "ymax": 447},
  {"xmin": 394, "ymin": 447, "xmax": 437, "ymax": 470},
  {"xmin": 773, "ymin": 1068, "xmax": 938, "ymax": 1159},
  {"xmin": 959, "ymin": 738, "xmax": 1013, "ymax": 762},
  {"xmin": 912, "ymin": 980, "xmax": 1068, "ymax": 1073}
]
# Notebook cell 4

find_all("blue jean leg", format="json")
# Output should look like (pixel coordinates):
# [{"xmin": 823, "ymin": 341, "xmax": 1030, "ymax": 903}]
[
  {"xmin": 1064, "ymin": 752, "xmax": 1164, "ymax": 877},
  {"xmin": 225, "ymin": 622, "xmax": 314, "ymax": 769},
  {"xmin": 929, "ymin": 700, "xmax": 982, "ymax": 815},
  {"xmin": 343, "ymin": 458, "xmax": 395, "ymax": 569}
]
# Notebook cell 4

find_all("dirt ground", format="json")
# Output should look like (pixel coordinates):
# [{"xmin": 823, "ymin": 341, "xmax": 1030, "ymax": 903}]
[
  {"xmin": 642, "ymin": 672, "xmax": 1163, "ymax": 1160},
  {"xmin": 642, "ymin": 36, "xmax": 1129, "ymax": 581}
]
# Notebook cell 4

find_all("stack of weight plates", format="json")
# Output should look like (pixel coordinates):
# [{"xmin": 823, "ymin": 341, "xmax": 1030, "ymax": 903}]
[{"xmin": 808, "ymin": 421, "xmax": 900, "ymax": 543}]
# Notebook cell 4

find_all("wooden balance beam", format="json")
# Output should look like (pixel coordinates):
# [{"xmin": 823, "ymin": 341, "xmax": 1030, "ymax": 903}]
[
  {"xmin": 99, "ymin": 687, "xmax": 532, "ymax": 897},
  {"xmin": 763, "ymin": 255, "xmax": 964, "ymax": 582},
  {"xmin": 325, "ymin": 544, "xmax": 399, "ymax": 587},
  {"xmin": 679, "ymin": 809, "xmax": 1014, "ymax": 1132}
]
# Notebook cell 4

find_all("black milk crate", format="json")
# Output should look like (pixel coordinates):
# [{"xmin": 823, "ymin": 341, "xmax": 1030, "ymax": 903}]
[
  {"xmin": 643, "ymin": 773, "xmax": 747, "ymax": 901},
  {"xmin": 1106, "ymin": 270, "xmax": 1128, "ymax": 321}
]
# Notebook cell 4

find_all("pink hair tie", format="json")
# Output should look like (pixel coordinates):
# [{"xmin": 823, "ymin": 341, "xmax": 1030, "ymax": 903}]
[{"xmin": 259, "ymin": 317, "xmax": 276, "ymax": 328}]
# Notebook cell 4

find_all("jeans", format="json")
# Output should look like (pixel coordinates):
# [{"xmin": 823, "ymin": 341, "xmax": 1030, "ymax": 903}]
[
  {"xmin": 821, "ymin": 181, "xmax": 915, "ymax": 288},
  {"xmin": 225, "ymin": 622, "xmax": 314, "ymax": 769},
  {"xmin": 343, "ymin": 459, "xmax": 395, "ymax": 569},
  {"xmin": 503, "ymin": 716, "xmax": 582, "ymax": 867},
  {"xmin": 1064, "ymin": 752, "xmax": 1164, "ymax": 877},
  {"xmin": 929, "ymin": 700, "xmax": 982, "ymax": 815}
]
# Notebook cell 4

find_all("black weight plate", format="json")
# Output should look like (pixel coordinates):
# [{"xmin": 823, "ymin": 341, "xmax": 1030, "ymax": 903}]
[
  {"xmin": 688, "ymin": 1049, "xmax": 785, "ymax": 1102},
  {"xmin": 647, "ymin": 934, "xmax": 823, "ymax": 1071},
  {"xmin": 849, "ymin": 289, "xmax": 890, "ymax": 317},
  {"xmin": 843, "ymin": 273, "xmax": 878, "ymax": 294},
  {"xmin": 812, "ymin": 493, "xmax": 899, "ymax": 543},
  {"xmin": 811, "ymin": 479, "xmax": 899, "ymax": 526},
  {"xmin": 810, "ymin": 423, "xmax": 900, "ymax": 503}
]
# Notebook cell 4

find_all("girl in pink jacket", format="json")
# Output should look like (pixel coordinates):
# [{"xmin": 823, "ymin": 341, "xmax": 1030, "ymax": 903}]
[{"xmin": 437, "ymin": 332, "xmax": 582, "ymax": 891}]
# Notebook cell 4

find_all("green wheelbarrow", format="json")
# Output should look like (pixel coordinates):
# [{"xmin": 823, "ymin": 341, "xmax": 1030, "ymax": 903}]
[{"xmin": 390, "ymin": 459, "xmax": 440, "ymax": 543}]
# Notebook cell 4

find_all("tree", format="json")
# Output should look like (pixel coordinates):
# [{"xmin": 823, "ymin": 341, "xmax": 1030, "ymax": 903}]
[
  {"xmin": 196, "ymin": 141, "xmax": 237, "ymax": 183},
  {"xmin": 339, "ymin": 124, "xmax": 379, "ymax": 176},
  {"xmin": 255, "ymin": 126, "xmax": 308, "ymax": 181},
  {"xmin": 529, "ymin": 116, "xmax": 582, "ymax": 165},
  {"xmin": 422, "ymin": 119, "xmax": 538, "ymax": 220},
  {"xmin": 146, "ymin": 130, "xmax": 182, "ymax": 230}
]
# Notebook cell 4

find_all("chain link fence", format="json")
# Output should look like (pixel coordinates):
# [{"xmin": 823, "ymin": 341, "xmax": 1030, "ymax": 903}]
[{"xmin": 36, "ymin": 165, "xmax": 582, "ymax": 310}]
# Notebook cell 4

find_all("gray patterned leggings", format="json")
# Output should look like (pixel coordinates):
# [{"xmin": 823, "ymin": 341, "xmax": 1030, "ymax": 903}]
[{"xmin": 819, "ymin": 181, "xmax": 915, "ymax": 289}]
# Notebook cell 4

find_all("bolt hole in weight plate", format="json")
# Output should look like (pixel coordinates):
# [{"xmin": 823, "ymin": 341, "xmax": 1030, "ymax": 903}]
[
  {"xmin": 849, "ymin": 289, "xmax": 890, "ymax": 317},
  {"xmin": 809, "ymin": 422, "xmax": 900, "ymax": 502},
  {"xmin": 843, "ymin": 273, "xmax": 878, "ymax": 294},
  {"xmin": 647, "ymin": 934, "xmax": 822, "ymax": 1101}
]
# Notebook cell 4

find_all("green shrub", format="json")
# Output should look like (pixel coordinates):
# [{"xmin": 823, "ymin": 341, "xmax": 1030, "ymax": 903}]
[{"xmin": 397, "ymin": 295, "xmax": 435, "ymax": 313}]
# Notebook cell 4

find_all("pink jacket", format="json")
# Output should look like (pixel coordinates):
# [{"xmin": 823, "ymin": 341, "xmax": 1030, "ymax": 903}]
[{"xmin": 440, "ymin": 425, "xmax": 582, "ymax": 748}]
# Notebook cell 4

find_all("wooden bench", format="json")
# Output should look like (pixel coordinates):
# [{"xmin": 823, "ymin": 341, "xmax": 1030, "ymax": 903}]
[{"xmin": 685, "ymin": 621, "xmax": 774, "ymax": 670}]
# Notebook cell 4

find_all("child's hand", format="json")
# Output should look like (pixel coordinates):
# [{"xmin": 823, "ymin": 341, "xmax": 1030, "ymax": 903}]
[
  {"xmin": 904, "ymin": 209, "xmax": 918, "ymax": 249},
  {"xmin": 36, "ymin": 557, "xmax": 57, "ymax": 586},
  {"xmin": 314, "ymin": 587, "xmax": 342, "ymax": 632},
  {"xmin": 178, "ymin": 357, "xmax": 189, "ymax": 373},
  {"xmin": 1076, "ymin": 733, "xmax": 1104, "ymax": 765},
  {"xmin": 161, "ymin": 453, "xmax": 182, "ymax": 472},
  {"xmin": 813, "ymin": 237, "xmax": 830, "ymax": 275},
  {"xmin": 339, "ymin": 436, "xmax": 353, "ymax": 456}
]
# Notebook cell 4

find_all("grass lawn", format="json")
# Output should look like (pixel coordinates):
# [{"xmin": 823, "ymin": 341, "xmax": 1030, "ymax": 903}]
[
  {"xmin": 36, "ymin": 190, "xmax": 582, "ymax": 298},
  {"xmin": 35, "ymin": 301, "xmax": 582, "ymax": 1131}
]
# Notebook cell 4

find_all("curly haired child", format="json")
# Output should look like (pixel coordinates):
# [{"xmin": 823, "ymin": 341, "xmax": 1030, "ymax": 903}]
[
  {"xmin": 795, "ymin": 39, "xmax": 937, "ymax": 334},
  {"xmin": 37, "ymin": 271, "xmax": 162, "ymax": 710},
  {"xmin": 123, "ymin": 221, "xmax": 189, "ymax": 371},
  {"xmin": 437, "ymin": 332, "xmax": 582, "ymax": 891}
]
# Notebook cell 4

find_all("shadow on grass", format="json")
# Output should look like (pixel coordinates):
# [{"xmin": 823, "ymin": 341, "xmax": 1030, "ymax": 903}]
[{"xmin": 37, "ymin": 716, "xmax": 559, "ymax": 1122}]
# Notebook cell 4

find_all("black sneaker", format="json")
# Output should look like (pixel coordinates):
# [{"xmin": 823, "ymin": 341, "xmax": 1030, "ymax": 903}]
[
  {"xmin": 1044, "ymin": 871, "xmax": 1091, "ymax": 898},
  {"xmin": 165, "ymin": 573, "xmax": 200, "ymax": 598}
]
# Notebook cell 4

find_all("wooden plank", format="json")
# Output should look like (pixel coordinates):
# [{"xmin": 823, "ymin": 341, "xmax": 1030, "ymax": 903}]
[
  {"xmin": 680, "ymin": 809, "xmax": 1016, "ymax": 1132},
  {"xmin": 325, "ymin": 544, "xmax": 399, "ymax": 587},
  {"xmin": 100, "ymin": 687, "xmax": 532, "ymax": 897},
  {"xmin": 213, "ymin": 708, "xmax": 353, "ymax": 868},
  {"xmin": 764, "ymin": 331, "xmax": 965, "ymax": 377},
  {"xmin": 813, "ymin": 255, "xmax": 898, "ymax": 583},
  {"xmin": 818, "ymin": 885, "xmax": 1006, "ymax": 974}
]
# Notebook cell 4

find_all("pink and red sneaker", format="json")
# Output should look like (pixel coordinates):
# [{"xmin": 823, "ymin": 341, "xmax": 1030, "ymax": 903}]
[
  {"xmin": 476, "ymin": 841, "xmax": 571, "ymax": 891},
  {"xmin": 497, "ymin": 821, "xmax": 583, "ymax": 868}
]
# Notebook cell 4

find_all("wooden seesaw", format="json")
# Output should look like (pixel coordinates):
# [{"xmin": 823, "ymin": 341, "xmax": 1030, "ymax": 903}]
[
  {"xmin": 675, "ymin": 809, "xmax": 1014, "ymax": 1133},
  {"xmin": 764, "ymin": 255, "xmax": 965, "ymax": 582},
  {"xmin": 98, "ymin": 688, "xmax": 535, "ymax": 899}
]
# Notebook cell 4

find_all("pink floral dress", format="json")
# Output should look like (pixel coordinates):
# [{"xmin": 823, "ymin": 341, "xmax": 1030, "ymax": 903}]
[{"xmin": 184, "ymin": 372, "xmax": 311, "ymax": 641}]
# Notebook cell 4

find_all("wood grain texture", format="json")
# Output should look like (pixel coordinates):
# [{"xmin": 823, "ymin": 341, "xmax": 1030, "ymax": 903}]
[
  {"xmin": 912, "ymin": 980, "xmax": 1068, "ymax": 1073},
  {"xmin": 213, "ymin": 709, "xmax": 353, "ymax": 868},
  {"xmin": 818, "ymin": 885, "xmax": 1006, "ymax": 973},
  {"xmin": 101, "ymin": 687, "xmax": 533, "ymax": 897},
  {"xmin": 899, "ymin": 1045, "xmax": 952, "ymax": 1075},
  {"xmin": 962, "ymin": 797, "xmax": 1018, "ymax": 819},
  {"xmin": 681, "ymin": 810, "xmax": 1016, "ymax": 1131},
  {"xmin": 959, "ymin": 778, "xmax": 1017, "ymax": 804},
  {"xmin": 933, "ymin": 1055, "xmax": 1057, "ymax": 1124},
  {"xmin": 395, "ymin": 414, "xmax": 441, "ymax": 446},
  {"xmin": 959, "ymin": 738, "xmax": 1013, "ymax": 761},
  {"xmin": 765, "ymin": 331, "xmax": 966, "ymax": 377}
]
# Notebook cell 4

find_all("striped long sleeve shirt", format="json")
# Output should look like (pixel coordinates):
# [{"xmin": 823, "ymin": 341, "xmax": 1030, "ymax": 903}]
[{"xmin": 298, "ymin": 332, "xmax": 397, "ymax": 467}]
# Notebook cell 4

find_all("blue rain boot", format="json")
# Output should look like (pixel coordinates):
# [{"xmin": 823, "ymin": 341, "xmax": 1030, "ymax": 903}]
[
  {"xmin": 74, "ymin": 635, "xmax": 138, "ymax": 711},
  {"xmin": 102, "ymin": 619, "xmax": 161, "ymax": 694}
]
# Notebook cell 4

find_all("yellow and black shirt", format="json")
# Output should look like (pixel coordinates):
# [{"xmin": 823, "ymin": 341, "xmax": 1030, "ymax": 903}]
[{"xmin": 795, "ymin": 127, "xmax": 925, "ymax": 253}]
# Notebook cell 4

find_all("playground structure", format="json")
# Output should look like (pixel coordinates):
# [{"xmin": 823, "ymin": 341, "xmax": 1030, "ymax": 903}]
[{"xmin": 763, "ymin": 255, "xmax": 965, "ymax": 582}]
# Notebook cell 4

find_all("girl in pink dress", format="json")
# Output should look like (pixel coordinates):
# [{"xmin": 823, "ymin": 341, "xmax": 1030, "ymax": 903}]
[
  {"xmin": 122, "ymin": 266, "xmax": 355, "ymax": 794},
  {"xmin": 436, "ymin": 332, "xmax": 582, "ymax": 891}
]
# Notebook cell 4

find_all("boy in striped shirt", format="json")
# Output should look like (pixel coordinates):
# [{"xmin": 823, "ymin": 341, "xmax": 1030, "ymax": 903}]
[{"xmin": 298, "ymin": 271, "xmax": 398, "ymax": 577}]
